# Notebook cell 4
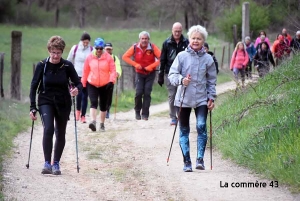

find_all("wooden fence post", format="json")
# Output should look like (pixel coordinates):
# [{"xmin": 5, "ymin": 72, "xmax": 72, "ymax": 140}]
[
  {"xmin": 33, "ymin": 63, "xmax": 36, "ymax": 76},
  {"xmin": 228, "ymin": 43, "xmax": 231, "ymax": 68},
  {"xmin": 221, "ymin": 46, "xmax": 225, "ymax": 69},
  {"xmin": 233, "ymin": 24, "xmax": 238, "ymax": 48},
  {"xmin": 11, "ymin": 31, "xmax": 22, "ymax": 100},
  {"xmin": 0, "ymin": 53, "xmax": 4, "ymax": 98}
]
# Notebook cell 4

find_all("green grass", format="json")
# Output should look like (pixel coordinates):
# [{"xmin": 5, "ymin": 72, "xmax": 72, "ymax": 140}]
[{"xmin": 213, "ymin": 54, "xmax": 300, "ymax": 192}]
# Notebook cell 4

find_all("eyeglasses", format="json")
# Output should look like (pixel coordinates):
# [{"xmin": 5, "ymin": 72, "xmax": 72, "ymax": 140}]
[
  {"xmin": 50, "ymin": 52, "xmax": 62, "ymax": 56},
  {"xmin": 95, "ymin": 47, "xmax": 103, "ymax": 50}
]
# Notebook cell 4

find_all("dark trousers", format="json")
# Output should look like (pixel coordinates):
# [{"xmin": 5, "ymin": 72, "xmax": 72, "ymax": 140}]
[
  {"xmin": 245, "ymin": 60, "xmax": 252, "ymax": 78},
  {"xmin": 106, "ymin": 83, "xmax": 114, "ymax": 112},
  {"xmin": 76, "ymin": 77, "xmax": 88, "ymax": 117},
  {"xmin": 87, "ymin": 82, "xmax": 108, "ymax": 111},
  {"xmin": 39, "ymin": 104, "xmax": 71, "ymax": 162},
  {"xmin": 135, "ymin": 71, "xmax": 156, "ymax": 118}
]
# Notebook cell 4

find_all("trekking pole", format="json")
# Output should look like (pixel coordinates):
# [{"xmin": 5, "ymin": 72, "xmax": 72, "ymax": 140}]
[
  {"xmin": 26, "ymin": 110, "xmax": 37, "ymax": 169},
  {"xmin": 72, "ymin": 96, "xmax": 80, "ymax": 173},
  {"xmin": 209, "ymin": 110, "xmax": 213, "ymax": 170},
  {"xmin": 167, "ymin": 74, "xmax": 190, "ymax": 164},
  {"xmin": 114, "ymin": 77, "xmax": 119, "ymax": 120}
]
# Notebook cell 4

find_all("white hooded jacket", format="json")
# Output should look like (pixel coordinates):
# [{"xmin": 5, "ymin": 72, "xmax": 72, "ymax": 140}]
[{"xmin": 67, "ymin": 41, "xmax": 93, "ymax": 77}]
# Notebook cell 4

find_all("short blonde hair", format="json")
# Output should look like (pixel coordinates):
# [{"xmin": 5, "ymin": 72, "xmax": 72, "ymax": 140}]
[
  {"xmin": 47, "ymin": 36, "xmax": 66, "ymax": 52},
  {"xmin": 187, "ymin": 25, "xmax": 208, "ymax": 41}
]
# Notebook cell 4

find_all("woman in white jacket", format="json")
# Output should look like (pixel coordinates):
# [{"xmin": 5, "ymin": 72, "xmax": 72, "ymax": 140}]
[
  {"xmin": 67, "ymin": 32, "xmax": 93, "ymax": 123},
  {"xmin": 168, "ymin": 25, "xmax": 217, "ymax": 172}
]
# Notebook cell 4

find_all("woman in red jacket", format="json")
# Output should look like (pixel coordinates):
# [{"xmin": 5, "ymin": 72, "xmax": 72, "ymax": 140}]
[
  {"xmin": 81, "ymin": 38, "xmax": 116, "ymax": 132},
  {"xmin": 230, "ymin": 42, "xmax": 249, "ymax": 88}
]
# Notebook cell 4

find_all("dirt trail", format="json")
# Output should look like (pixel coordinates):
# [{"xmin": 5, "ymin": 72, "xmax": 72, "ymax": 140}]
[{"xmin": 2, "ymin": 81, "xmax": 299, "ymax": 201}]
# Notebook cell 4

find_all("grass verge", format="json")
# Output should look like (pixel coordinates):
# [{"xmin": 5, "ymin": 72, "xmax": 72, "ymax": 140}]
[{"xmin": 213, "ymin": 54, "xmax": 300, "ymax": 193}]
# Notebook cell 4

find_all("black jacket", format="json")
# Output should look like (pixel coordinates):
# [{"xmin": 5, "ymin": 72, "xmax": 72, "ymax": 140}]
[
  {"xmin": 29, "ymin": 58, "xmax": 82, "ymax": 111},
  {"xmin": 290, "ymin": 37, "xmax": 300, "ymax": 51},
  {"xmin": 159, "ymin": 35, "xmax": 189, "ymax": 76},
  {"xmin": 207, "ymin": 51, "xmax": 219, "ymax": 74},
  {"xmin": 253, "ymin": 47, "xmax": 275, "ymax": 68}
]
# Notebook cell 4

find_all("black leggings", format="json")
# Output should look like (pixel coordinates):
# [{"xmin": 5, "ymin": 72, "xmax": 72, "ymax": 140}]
[
  {"xmin": 87, "ymin": 82, "xmax": 108, "ymax": 111},
  {"xmin": 39, "ymin": 104, "xmax": 71, "ymax": 162}
]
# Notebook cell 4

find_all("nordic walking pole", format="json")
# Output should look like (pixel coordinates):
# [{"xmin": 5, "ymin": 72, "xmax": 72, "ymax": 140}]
[
  {"xmin": 167, "ymin": 74, "xmax": 191, "ymax": 164},
  {"xmin": 209, "ymin": 110, "xmax": 213, "ymax": 170},
  {"xmin": 72, "ymin": 96, "xmax": 80, "ymax": 173},
  {"xmin": 26, "ymin": 110, "xmax": 37, "ymax": 169},
  {"xmin": 114, "ymin": 77, "xmax": 119, "ymax": 120}
]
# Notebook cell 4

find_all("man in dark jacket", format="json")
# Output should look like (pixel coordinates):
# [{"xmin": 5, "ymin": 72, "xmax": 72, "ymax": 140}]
[
  {"xmin": 158, "ymin": 22, "xmax": 189, "ymax": 125},
  {"xmin": 290, "ymin": 30, "xmax": 300, "ymax": 54}
]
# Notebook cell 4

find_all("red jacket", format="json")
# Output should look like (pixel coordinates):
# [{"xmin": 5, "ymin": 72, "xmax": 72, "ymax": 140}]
[
  {"xmin": 230, "ymin": 50, "xmax": 249, "ymax": 70},
  {"xmin": 122, "ymin": 43, "xmax": 161, "ymax": 75},
  {"xmin": 273, "ymin": 42, "xmax": 291, "ymax": 59}
]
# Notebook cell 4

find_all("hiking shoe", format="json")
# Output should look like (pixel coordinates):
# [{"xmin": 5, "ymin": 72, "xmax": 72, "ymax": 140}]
[
  {"xmin": 52, "ymin": 161, "xmax": 61, "ymax": 175},
  {"xmin": 81, "ymin": 116, "xmax": 86, "ymax": 123},
  {"xmin": 170, "ymin": 119, "xmax": 177, "ymax": 125},
  {"xmin": 106, "ymin": 111, "xmax": 110, "ymax": 119},
  {"xmin": 41, "ymin": 161, "xmax": 52, "ymax": 174},
  {"xmin": 135, "ymin": 113, "xmax": 141, "ymax": 120},
  {"xmin": 75, "ymin": 110, "xmax": 80, "ymax": 121},
  {"xmin": 89, "ymin": 121, "xmax": 96, "ymax": 132},
  {"xmin": 196, "ymin": 158, "xmax": 205, "ymax": 170},
  {"xmin": 183, "ymin": 161, "xmax": 193, "ymax": 172},
  {"xmin": 100, "ymin": 123, "xmax": 105, "ymax": 132}
]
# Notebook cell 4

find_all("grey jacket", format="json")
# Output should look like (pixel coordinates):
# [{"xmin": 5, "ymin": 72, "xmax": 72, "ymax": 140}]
[{"xmin": 168, "ymin": 47, "xmax": 217, "ymax": 108}]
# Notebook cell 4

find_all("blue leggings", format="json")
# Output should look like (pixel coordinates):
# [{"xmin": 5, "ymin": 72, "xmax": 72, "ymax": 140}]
[{"xmin": 178, "ymin": 105, "xmax": 208, "ymax": 162}]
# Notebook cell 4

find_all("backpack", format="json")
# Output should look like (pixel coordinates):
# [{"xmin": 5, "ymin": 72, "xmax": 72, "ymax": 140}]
[{"xmin": 73, "ymin": 45, "xmax": 93, "ymax": 60}]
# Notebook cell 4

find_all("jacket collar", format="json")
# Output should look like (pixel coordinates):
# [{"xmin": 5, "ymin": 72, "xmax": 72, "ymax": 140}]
[{"xmin": 186, "ymin": 45, "xmax": 206, "ymax": 56}]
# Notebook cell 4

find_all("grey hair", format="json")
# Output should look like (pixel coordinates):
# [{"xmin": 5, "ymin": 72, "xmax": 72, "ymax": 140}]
[
  {"xmin": 139, "ymin": 31, "xmax": 150, "ymax": 39},
  {"xmin": 187, "ymin": 25, "xmax": 208, "ymax": 40},
  {"xmin": 245, "ymin": 36, "xmax": 251, "ymax": 41}
]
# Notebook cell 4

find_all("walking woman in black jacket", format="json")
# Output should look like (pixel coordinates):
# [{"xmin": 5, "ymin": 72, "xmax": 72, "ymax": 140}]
[
  {"xmin": 29, "ymin": 36, "xmax": 82, "ymax": 175},
  {"xmin": 253, "ymin": 41, "xmax": 275, "ymax": 78}
]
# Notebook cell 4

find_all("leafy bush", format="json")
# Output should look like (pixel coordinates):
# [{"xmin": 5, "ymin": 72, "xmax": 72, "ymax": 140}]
[{"xmin": 216, "ymin": 0, "xmax": 270, "ymax": 41}]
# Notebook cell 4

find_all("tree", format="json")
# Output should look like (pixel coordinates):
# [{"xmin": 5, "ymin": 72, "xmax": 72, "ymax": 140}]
[{"xmin": 216, "ymin": 0, "xmax": 270, "ymax": 41}]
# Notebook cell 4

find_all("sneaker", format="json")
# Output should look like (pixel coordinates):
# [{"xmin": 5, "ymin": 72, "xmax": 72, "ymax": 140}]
[
  {"xmin": 195, "ymin": 158, "xmax": 205, "ymax": 170},
  {"xmin": 100, "ymin": 123, "xmax": 105, "ymax": 132},
  {"xmin": 75, "ymin": 110, "xmax": 80, "ymax": 121},
  {"xmin": 142, "ymin": 116, "xmax": 148, "ymax": 121},
  {"xmin": 135, "ymin": 113, "xmax": 141, "ymax": 120},
  {"xmin": 41, "ymin": 161, "xmax": 52, "ymax": 174},
  {"xmin": 183, "ymin": 161, "xmax": 193, "ymax": 172},
  {"xmin": 89, "ymin": 121, "xmax": 96, "ymax": 132},
  {"xmin": 81, "ymin": 116, "xmax": 86, "ymax": 123},
  {"xmin": 52, "ymin": 161, "xmax": 61, "ymax": 175},
  {"xmin": 106, "ymin": 111, "xmax": 110, "ymax": 119},
  {"xmin": 170, "ymin": 119, "xmax": 177, "ymax": 125}
]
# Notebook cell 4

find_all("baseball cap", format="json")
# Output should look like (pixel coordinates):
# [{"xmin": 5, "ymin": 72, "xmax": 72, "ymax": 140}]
[
  {"xmin": 94, "ymin": 38, "xmax": 105, "ymax": 48},
  {"xmin": 104, "ymin": 43, "xmax": 113, "ymax": 49}
]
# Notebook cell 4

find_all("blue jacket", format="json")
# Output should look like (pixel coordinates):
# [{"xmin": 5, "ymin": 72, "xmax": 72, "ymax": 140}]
[{"xmin": 245, "ymin": 42, "xmax": 256, "ymax": 61}]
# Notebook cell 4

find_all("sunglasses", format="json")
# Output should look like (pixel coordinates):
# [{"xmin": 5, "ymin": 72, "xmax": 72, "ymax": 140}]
[{"xmin": 95, "ymin": 47, "xmax": 103, "ymax": 50}]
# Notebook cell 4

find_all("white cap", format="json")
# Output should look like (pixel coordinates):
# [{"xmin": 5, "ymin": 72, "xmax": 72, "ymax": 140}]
[{"xmin": 296, "ymin": 31, "xmax": 300, "ymax": 35}]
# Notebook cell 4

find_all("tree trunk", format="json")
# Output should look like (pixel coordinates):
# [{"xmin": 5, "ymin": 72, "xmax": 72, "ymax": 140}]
[
  {"xmin": 55, "ymin": 1, "xmax": 59, "ymax": 27},
  {"xmin": 80, "ymin": 0, "xmax": 86, "ymax": 28},
  {"xmin": 184, "ymin": 10, "xmax": 188, "ymax": 31}
]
